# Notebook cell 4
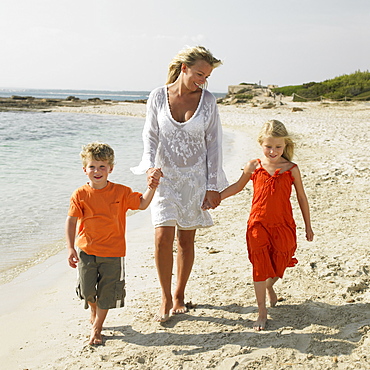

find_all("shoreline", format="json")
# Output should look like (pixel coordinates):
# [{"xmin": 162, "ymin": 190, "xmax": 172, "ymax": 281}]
[
  {"xmin": 0, "ymin": 95, "xmax": 147, "ymax": 113},
  {"xmin": 1, "ymin": 101, "xmax": 370, "ymax": 369},
  {"xmin": 1, "ymin": 93, "xmax": 368, "ymax": 116},
  {"xmin": 0, "ymin": 109, "xmax": 238, "ymax": 286}
]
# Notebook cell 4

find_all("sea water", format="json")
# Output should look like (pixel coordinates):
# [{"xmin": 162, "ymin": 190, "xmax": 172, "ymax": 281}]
[
  {"xmin": 0, "ymin": 88, "xmax": 226, "ymax": 101},
  {"xmin": 0, "ymin": 88, "xmax": 230, "ymax": 283},
  {"xmin": 0, "ymin": 111, "xmax": 147, "ymax": 281},
  {"xmin": 0, "ymin": 88, "xmax": 151, "ymax": 101}
]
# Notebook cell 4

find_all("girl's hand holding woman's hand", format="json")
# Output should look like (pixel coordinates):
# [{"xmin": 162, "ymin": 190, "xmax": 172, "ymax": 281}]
[{"xmin": 201, "ymin": 200, "xmax": 212, "ymax": 210}]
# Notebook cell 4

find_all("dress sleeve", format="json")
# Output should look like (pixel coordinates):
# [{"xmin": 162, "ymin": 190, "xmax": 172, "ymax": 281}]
[
  {"xmin": 130, "ymin": 90, "xmax": 159, "ymax": 175},
  {"xmin": 205, "ymin": 98, "xmax": 228, "ymax": 191}
]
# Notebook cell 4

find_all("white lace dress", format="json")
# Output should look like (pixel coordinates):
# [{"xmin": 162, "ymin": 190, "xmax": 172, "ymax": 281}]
[{"xmin": 131, "ymin": 86, "xmax": 228, "ymax": 228}]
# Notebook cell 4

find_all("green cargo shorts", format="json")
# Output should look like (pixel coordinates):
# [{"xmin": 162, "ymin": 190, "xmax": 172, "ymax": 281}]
[{"xmin": 76, "ymin": 249, "xmax": 126, "ymax": 310}]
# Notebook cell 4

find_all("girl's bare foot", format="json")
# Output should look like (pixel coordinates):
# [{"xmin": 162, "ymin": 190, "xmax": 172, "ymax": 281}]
[
  {"xmin": 267, "ymin": 286, "xmax": 278, "ymax": 307},
  {"xmin": 253, "ymin": 315, "xmax": 267, "ymax": 331},
  {"xmin": 253, "ymin": 305, "xmax": 268, "ymax": 331}
]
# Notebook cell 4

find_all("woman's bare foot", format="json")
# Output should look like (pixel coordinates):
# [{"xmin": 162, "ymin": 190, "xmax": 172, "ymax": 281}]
[
  {"xmin": 89, "ymin": 326, "xmax": 103, "ymax": 345},
  {"xmin": 155, "ymin": 299, "xmax": 173, "ymax": 322},
  {"xmin": 154, "ymin": 312, "xmax": 170, "ymax": 322},
  {"xmin": 172, "ymin": 298, "xmax": 189, "ymax": 314},
  {"xmin": 253, "ymin": 315, "xmax": 267, "ymax": 331},
  {"xmin": 172, "ymin": 292, "xmax": 189, "ymax": 315}
]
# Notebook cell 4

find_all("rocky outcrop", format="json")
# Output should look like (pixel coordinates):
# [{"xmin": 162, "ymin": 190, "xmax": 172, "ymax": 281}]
[
  {"xmin": 219, "ymin": 83, "xmax": 285, "ymax": 108},
  {"xmin": 227, "ymin": 84, "xmax": 257, "ymax": 95}
]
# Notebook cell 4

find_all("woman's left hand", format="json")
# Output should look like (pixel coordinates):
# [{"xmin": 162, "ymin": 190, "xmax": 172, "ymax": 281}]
[
  {"xmin": 202, "ymin": 191, "xmax": 221, "ymax": 209},
  {"xmin": 147, "ymin": 168, "xmax": 163, "ymax": 189}
]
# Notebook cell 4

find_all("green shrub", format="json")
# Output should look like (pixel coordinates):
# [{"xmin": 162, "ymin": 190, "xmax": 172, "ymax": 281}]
[
  {"xmin": 234, "ymin": 94, "xmax": 254, "ymax": 100},
  {"xmin": 352, "ymin": 91, "xmax": 370, "ymax": 100},
  {"xmin": 272, "ymin": 85, "xmax": 302, "ymax": 96},
  {"xmin": 275, "ymin": 70, "xmax": 370, "ymax": 101}
]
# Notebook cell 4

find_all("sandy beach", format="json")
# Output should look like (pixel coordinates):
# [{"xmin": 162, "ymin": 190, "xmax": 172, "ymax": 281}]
[{"xmin": 1, "ymin": 99, "xmax": 370, "ymax": 369}]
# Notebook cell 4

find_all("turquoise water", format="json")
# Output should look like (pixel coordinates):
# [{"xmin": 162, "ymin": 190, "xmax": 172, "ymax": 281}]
[{"xmin": 0, "ymin": 111, "xmax": 147, "ymax": 276}]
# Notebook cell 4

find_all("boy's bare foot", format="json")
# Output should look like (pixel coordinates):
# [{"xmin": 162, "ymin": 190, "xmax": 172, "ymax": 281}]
[
  {"xmin": 88, "ymin": 302, "xmax": 97, "ymax": 324},
  {"xmin": 90, "ymin": 309, "xmax": 96, "ymax": 325},
  {"xmin": 89, "ymin": 326, "xmax": 103, "ymax": 345},
  {"xmin": 253, "ymin": 315, "xmax": 267, "ymax": 331}
]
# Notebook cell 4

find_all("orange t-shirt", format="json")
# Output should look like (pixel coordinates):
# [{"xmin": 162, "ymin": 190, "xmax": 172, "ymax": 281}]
[{"xmin": 68, "ymin": 181, "xmax": 142, "ymax": 257}]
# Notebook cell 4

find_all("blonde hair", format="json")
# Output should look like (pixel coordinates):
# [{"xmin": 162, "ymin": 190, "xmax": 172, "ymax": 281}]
[
  {"xmin": 166, "ymin": 45, "xmax": 222, "ymax": 85},
  {"xmin": 257, "ymin": 120, "xmax": 295, "ymax": 161},
  {"xmin": 80, "ymin": 142, "xmax": 115, "ymax": 167}
]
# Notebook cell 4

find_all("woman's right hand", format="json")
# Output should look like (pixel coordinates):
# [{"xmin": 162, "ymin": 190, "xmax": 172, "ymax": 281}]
[{"xmin": 202, "ymin": 190, "xmax": 221, "ymax": 209}]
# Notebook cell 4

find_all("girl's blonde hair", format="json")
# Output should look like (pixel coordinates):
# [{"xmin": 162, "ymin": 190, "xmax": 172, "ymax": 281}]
[
  {"xmin": 257, "ymin": 120, "xmax": 295, "ymax": 161},
  {"xmin": 80, "ymin": 142, "xmax": 115, "ymax": 167},
  {"xmin": 166, "ymin": 45, "xmax": 222, "ymax": 85}
]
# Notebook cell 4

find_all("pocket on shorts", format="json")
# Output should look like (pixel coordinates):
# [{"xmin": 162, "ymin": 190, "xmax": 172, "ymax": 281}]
[
  {"xmin": 76, "ymin": 283, "xmax": 92, "ymax": 309},
  {"xmin": 114, "ymin": 280, "xmax": 126, "ymax": 308},
  {"xmin": 76, "ymin": 283, "xmax": 83, "ymax": 300}
]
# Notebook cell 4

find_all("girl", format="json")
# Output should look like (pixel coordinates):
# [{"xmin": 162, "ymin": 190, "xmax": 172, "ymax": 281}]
[{"xmin": 220, "ymin": 120, "xmax": 314, "ymax": 331}]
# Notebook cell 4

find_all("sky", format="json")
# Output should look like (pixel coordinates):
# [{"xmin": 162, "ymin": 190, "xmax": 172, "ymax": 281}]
[{"xmin": 0, "ymin": 0, "xmax": 369, "ymax": 93}]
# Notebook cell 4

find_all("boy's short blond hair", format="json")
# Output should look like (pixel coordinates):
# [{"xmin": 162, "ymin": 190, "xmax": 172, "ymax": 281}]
[{"xmin": 80, "ymin": 142, "xmax": 115, "ymax": 167}]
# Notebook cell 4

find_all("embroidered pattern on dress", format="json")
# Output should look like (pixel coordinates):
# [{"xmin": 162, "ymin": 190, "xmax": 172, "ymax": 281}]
[{"xmin": 133, "ymin": 86, "xmax": 228, "ymax": 227}]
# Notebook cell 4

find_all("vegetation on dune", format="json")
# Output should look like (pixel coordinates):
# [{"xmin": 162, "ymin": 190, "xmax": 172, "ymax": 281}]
[
  {"xmin": 239, "ymin": 82, "xmax": 259, "ymax": 86},
  {"xmin": 272, "ymin": 70, "xmax": 370, "ymax": 101},
  {"xmin": 234, "ymin": 93, "xmax": 254, "ymax": 100}
]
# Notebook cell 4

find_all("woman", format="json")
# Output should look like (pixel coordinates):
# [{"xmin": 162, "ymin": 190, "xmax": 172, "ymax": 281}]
[{"xmin": 131, "ymin": 46, "xmax": 228, "ymax": 322}]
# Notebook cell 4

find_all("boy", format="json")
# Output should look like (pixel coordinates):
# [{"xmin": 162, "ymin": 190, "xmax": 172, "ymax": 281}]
[{"xmin": 66, "ymin": 142, "xmax": 162, "ymax": 345}]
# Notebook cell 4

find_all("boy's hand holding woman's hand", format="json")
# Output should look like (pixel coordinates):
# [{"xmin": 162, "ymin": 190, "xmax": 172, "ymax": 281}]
[{"xmin": 147, "ymin": 168, "xmax": 163, "ymax": 189}]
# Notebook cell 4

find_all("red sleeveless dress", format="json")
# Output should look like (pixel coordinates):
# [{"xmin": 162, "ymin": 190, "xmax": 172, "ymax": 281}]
[{"xmin": 247, "ymin": 159, "xmax": 298, "ymax": 282}]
